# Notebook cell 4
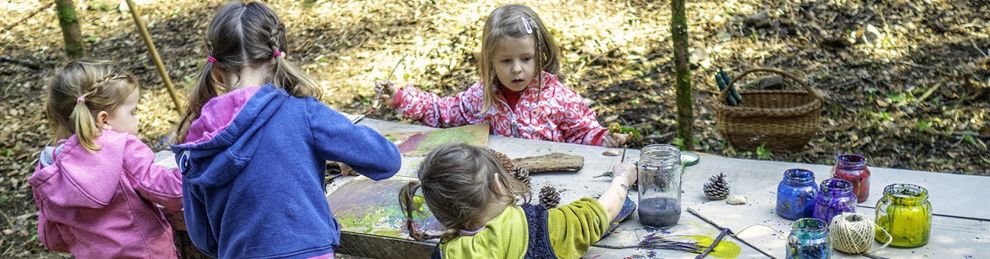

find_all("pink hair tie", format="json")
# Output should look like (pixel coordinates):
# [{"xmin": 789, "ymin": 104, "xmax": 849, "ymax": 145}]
[
  {"xmin": 272, "ymin": 49, "xmax": 282, "ymax": 58},
  {"xmin": 206, "ymin": 56, "xmax": 217, "ymax": 63},
  {"xmin": 76, "ymin": 96, "xmax": 86, "ymax": 103}
]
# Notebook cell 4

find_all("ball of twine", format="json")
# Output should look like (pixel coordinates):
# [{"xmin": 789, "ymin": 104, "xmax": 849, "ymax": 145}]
[{"xmin": 828, "ymin": 212, "xmax": 890, "ymax": 254}]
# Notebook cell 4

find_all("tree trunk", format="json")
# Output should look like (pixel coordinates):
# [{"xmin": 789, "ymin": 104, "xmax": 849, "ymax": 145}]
[
  {"xmin": 671, "ymin": 0, "xmax": 694, "ymax": 151},
  {"xmin": 55, "ymin": 0, "xmax": 85, "ymax": 58}
]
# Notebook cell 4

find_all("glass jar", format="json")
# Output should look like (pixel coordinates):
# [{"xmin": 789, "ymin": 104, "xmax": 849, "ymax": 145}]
[
  {"xmin": 786, "ymin": 218, "xmax": 831, "ymax": 259},
  {"xmin": 776, "ymin": 169, "xmax": 819, "ymax": 220},
  {"xmin": 812, "ymin": 178, "xmax": 857, "ymax": 225},
  {"xmin": 875, "ymin": 184, "xmax": 932, "ymax": 248},
  {"xmin": 832, "ymin": 154, "xmax": 871, "ymax": 203},
  {"xmin": 637, "ymin": 144, "xmax": 683, "ymax": 227}
]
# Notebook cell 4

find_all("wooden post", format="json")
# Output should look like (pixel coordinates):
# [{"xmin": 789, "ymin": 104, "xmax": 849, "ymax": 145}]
[
  {"xmin": 124, "ymin": 0, "xmax": 184, "ymax": 116},
  {"xmin": 54, "ymin": 0, "xmax": 85, "ymax": 58},
  {"xmin": 671, "ymin": 0, "xmax": 694, "ymax": 150}
]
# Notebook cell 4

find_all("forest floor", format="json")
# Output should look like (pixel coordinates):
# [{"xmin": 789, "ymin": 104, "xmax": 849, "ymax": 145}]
[{"xmin": 1, "ymin": 0, "xmax": 988, "ymax": 257}]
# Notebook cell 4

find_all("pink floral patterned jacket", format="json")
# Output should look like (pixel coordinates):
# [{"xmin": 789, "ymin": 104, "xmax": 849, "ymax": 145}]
[{"xmin": 393, "ymin": 72, "xmax": 608, "ymax": 145}]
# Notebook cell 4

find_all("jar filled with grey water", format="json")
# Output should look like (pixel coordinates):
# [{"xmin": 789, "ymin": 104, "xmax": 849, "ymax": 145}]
[{"xmin": 637, "ymin": 144, "xmax": 683, "ymax": 227}]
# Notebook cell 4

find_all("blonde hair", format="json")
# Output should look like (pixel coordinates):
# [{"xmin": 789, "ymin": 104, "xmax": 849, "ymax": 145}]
[
  {"xmin": 399, "ymin": 144, "xmax": 530, "ymax": 242},
  {"xmin": 478, "ymin": 4, "xmax": 561, "ymax": 113},
  {"xmin": 175, "ymin": 0, "xmax": 321, "ymax": 143},
  {"xmin": 46, "ymin": 60, "xmax": 139, "ymax": 152}
]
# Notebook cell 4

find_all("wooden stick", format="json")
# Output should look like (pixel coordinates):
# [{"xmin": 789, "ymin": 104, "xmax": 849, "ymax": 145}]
[
  {"xmin": 695, "ymin": 228, "xmax": 728, "ymax": 259},
  {"xmin": 512, "ymin": 153, "xmax": 583, "ymax": 173},
  {"xmin": 686, "ymin": 208, "xmax": 776, "ymax": 258},
  {"xmin": 124, "ymin": 0, "xmax": 183, "ymax": 116}
]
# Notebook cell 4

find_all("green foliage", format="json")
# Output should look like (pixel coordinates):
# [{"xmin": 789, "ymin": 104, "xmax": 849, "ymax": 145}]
[
  {"xmin": 916, "ymin": 119, "xmax": 932, "ymax": 132},
  {"xmin": 608, "ymin": 122, "xmax": 642, "ymax": 140},
  {"xmin": 756, "ymin": 144, "xmax": 773, "ymax": 160},
  {"xmin": 672, "ymin": 137, "xmax": 685, "ymax": 150}
]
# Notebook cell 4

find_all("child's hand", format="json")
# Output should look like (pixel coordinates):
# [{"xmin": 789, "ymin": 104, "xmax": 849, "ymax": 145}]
[
  {"xmin": 603, "ymin": 133, "xmax": 629, "ymax": 148},
  {"xmin": 374, "ymin": 81, "xmax": 399, "ymax": 109},
  {"xmin": 611, "ymin": 161, "xmax": 638, "ymax": 187}
]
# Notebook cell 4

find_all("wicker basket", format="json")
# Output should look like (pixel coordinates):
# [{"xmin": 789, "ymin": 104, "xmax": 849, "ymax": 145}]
[{"xmin": 712, "ymin": 68, "xmax": 824, "ymax": 151}]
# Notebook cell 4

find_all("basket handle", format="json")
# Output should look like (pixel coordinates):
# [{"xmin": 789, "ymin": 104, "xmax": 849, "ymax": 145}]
[{"xmin": 722, "ymin": 68, "xmax": 825, "ymax": 101}]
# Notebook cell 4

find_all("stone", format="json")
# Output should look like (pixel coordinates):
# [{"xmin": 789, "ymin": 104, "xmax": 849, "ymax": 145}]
[{"xmin": 726, "ymin": 195, "xmax": 747, "ymax": 205}]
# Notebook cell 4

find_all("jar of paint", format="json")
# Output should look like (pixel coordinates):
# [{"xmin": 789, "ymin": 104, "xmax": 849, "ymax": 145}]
[
  {"xmin": 832, "ymin": 154, "xmax": 871, "ymax": 203},
  {"xmin": 637, "ymin": 144, "xmax": 683, "ymax": 227},
  {"xmin": 776, "ymin": 168, "xmax": 819, "ymax": 220},
  {"xmin": 786, "ymin": 218, "xmax": 831, "ymax": 259},
  {"xmin": 813, "ymin": 178, "xmax": 857, "ymax": 225},
  {"xmin": 875, "ymin": 183, "xmax": 932, "ymax": 248}
]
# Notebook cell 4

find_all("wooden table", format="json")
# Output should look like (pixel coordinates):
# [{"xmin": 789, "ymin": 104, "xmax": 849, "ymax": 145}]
[{"xmin": 328, "ymin": 118, "xmax": 990, "ymax": 259}]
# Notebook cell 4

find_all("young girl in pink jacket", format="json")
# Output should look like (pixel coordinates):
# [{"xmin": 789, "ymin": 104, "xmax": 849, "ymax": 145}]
[
  {"xmin": 30, "ymin": 60, "xmax": 183, "ymax": 258},
  {"xmin": 378, "ymin": 4, "xmax": 627, "ymax": 147}
]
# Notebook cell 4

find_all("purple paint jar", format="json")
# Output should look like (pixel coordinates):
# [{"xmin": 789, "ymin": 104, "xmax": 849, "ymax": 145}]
[{"xmin": 813, "ymin": 178, "xmax": 857, "ymax": 225}]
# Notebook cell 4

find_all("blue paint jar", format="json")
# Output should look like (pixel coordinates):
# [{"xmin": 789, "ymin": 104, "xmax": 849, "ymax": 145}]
[
  {"xmin": 813, "ymin": 178, "xmax": 857, "ymax": 225},
  {"xmin": 776, "ymin": 169, "xmax": 819, "ymax": 220},
  {"xmin": 786, "ymin": 218, "xmax": 831, "ymax": 259}
]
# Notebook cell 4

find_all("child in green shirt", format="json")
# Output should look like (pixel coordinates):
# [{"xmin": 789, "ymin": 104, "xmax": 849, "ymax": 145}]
[{"xmin": 399, "ymin": 143, "xmax": 637, "ymax": 258}]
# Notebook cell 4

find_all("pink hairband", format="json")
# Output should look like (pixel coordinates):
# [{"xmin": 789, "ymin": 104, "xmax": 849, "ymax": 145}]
[
  {"xmin": 76, "ymin": 96, "xmax": 86, "ymax": 103},
  {"xmin": 273, "ymin": 49, "xmax": 282, "ymax": 58},
  {"xmin": 207, "ymin": 56, "xmax": 217, "ymax": 63}
]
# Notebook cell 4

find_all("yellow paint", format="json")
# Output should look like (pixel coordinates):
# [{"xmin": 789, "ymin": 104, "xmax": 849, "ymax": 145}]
[{"xmin": 687, "ymin": 235, "xmax": 741, "ymax": 259}]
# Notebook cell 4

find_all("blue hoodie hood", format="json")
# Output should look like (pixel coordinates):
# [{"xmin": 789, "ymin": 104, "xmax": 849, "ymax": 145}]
[{"xmin": 172, "ymin": 86, "xmax": 274, "ymax": 187}]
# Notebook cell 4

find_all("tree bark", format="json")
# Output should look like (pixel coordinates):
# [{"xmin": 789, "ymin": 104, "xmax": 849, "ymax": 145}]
[
  {"xmin": 671, "ymin": 0, "xmax": 694, "ymax": 150},
  {"xmin": 512, "ymin": 153, "xmax": 584, "ymax": 173},
  {"xmin": 55, "ymin": 0, "xmax": 85, "ymax": 58}
]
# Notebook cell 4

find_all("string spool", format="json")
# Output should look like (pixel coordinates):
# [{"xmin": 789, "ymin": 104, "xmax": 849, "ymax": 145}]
[{"xmin": 828, "ymin": 212, "xmax": 891, "ymax": 254}]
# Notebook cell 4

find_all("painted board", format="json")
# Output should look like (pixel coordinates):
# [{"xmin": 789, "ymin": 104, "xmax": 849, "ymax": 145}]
[
  {"xmin": 384, "ymin": 124, "xmax": 490, "ymax": 156},
  {"xmin": 689, "ymin": 186, "xmax": 990, "ymax": 258},
  {"xmin": 327, "ymin": 177, "xmax": 444, "ymax": 239}
]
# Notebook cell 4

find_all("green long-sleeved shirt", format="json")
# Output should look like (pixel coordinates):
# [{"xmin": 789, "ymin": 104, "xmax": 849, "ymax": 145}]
[{"xmin": 440, "ymin": 197, "xmax": 609, "ymax": 258}]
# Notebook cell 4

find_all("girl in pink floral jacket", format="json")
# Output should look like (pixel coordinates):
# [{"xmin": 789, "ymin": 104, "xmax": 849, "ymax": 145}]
[
  {"xmin": 379, "ymin": 4, "xmax": 627, "ymax": 147},
  {"xmin": 30, "ymin": 60, "xmax": 183, "ymax": 258}
]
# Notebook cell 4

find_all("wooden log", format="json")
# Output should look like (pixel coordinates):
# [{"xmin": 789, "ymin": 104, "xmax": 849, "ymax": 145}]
[
  {"xmin": 512, "ymin": 153, "xmax": 584, "ymax": 173},
  {"xmin": 337, "ymin": 232, "xmax": 434, "ymax": 259}
]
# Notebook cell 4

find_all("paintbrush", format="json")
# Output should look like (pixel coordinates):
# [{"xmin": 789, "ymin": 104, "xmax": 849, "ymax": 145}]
[
  {"xmin": 620, "ymin": 145, "xmax": 627, "ymax": 162},
  {"xmin": 368, "ymin": 54, "xmax": 408, "ymax": 115}
]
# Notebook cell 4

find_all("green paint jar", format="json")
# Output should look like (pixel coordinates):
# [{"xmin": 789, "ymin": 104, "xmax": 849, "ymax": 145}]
[{"xmin": 874, "ymin": 184, "xmax": 932, "ymax": 248}]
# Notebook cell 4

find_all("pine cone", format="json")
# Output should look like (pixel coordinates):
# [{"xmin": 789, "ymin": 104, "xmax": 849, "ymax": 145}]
[
  {"xmin": 703, "ymin": 173, "xmax": 730, "ymax": 200},
  {"xmin": 539, "ymin": 186, "xmax": 561, "ymax": 208},
  {"xmin": 512, "ymin": 168, "xmax": 531, "ymax": 187},
  {"xmin": 490, "ymin": 149, "xmax": 515, "ymax": 172},
  {"xmin": 490, "ymin": 149, "xmax": 531, "ymax": 187}
]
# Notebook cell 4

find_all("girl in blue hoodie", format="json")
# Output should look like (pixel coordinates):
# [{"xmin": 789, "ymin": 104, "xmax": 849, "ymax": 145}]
[{"xmin": 170, "ymin": 2, "xmax": 401, "ymax": 258}]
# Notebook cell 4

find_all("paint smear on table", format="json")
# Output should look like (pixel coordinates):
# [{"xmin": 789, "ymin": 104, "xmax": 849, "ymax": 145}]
[
  {"xmin": 327, "ymin": 177, "xmax": 444, "ymax": 239},
  {"xmin": 386, "ymin": 124, "xmax": 490, "ymax": 156}
]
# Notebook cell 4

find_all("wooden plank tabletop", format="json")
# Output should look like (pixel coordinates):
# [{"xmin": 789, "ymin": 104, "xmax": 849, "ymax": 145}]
[
  {"xmin": 342, "ymin": 118, "xmax": 990, "ymax": 259},
  {"xmin": 161, "ymin": 117, "xmax": 989, "ymax": 259}
]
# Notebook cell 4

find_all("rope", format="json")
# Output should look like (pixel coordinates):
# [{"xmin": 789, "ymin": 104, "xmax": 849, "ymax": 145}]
[{"xmin": 828, "ymin": 212, "xmax": 891, "ymax": 254}]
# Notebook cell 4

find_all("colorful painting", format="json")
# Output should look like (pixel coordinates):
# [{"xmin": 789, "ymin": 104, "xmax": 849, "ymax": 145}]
[
  {"xmin": 327, "ymin": 177, "xmax": 444, "ymax": 239},
  {"xmin": 385, "ymin": 124, "xmax": 490, "ymax": 156}
]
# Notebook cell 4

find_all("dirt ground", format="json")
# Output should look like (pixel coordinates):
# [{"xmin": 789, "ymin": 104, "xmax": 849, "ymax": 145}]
[{"xmin": 1, "ymin": 0, "xmax": 988, "ymax": 257}]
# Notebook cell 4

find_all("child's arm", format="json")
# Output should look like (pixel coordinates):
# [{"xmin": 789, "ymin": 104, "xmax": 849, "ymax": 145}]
[
  {"xmin": 121, "ymin": 135, "xmax": 183, "ymax": 211},
  {"xmin": 545, "ymin": 161, "xmax": 637, "ymax": 257},
  {"xmin": 31, "ymin": 187, "xmax": 69, "ymax": 252},
  {"xmin": 552, "ymin": 86, "xmax": 614, "ymax": 146},
  {"xmin": 598, "ymin": 161, "xmax": 638, "ymax": 221},
  {"xmin": 381, "ymin": 81, "xmax": 486, "ymax": 128},
  {"xmin": 306, "ymin": 99, "xmax": 401, "ymax": 180}
]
